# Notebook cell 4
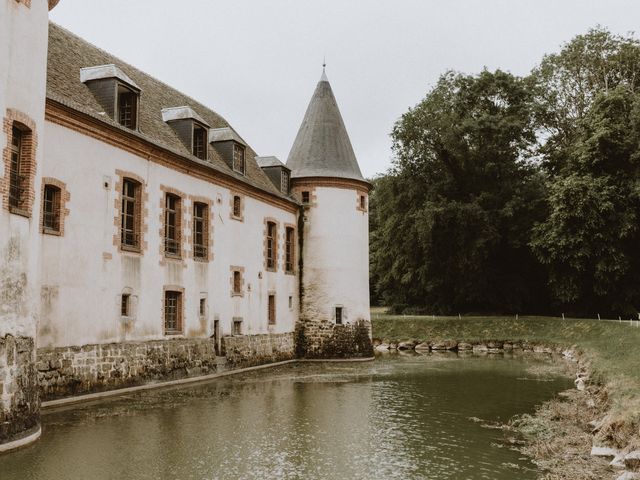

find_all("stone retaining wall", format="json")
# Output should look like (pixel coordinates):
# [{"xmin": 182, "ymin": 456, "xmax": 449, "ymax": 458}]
[
  {"xmin": 0, "ymin": 335, "xmax": 39, "ymax": 444},
  {"xmin": 296, "ymin": 319, "xmax": 373, "ymax": 359},
  {"xmin": 222, "ymin": 332, "xmax": 295, "ymax": 367}
]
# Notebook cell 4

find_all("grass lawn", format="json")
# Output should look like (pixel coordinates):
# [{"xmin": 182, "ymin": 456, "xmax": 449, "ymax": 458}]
[{"xmin": 371, "ymin": 313, "xmax": 640, "ymax": 428}]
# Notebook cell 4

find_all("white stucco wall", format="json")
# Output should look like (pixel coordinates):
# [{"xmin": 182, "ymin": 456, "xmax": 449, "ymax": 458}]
[
  {"xmin": 0, "ymin": 0, "xmax": 48, "ymax": 339},
  {"xmin": 301, "ymin": 185, "xmax": 370, "ymax": 324},
  {"xmin": 38, "ymin": 121, "xmax": 299, "ymax": 348}
]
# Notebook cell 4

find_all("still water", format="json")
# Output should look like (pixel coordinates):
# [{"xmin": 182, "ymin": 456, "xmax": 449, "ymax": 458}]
[{"xmin": 0, "ymin": 353, "xmax": 571, "ymax": 480}]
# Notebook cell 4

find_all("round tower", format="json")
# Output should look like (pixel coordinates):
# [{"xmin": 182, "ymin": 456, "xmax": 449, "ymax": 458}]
[
  {"xmin": 287, "ymin": 69, "xmax": 373, "ymax": 358},
  {"xmin": 0, "ymin": 0, "xmax": 54, "ymax": 451}
]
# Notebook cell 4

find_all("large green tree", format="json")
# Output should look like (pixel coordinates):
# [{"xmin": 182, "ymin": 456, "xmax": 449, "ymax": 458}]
[{"xmin": 371, "ymin": 70, "xmax": 548, "ymax": 313}]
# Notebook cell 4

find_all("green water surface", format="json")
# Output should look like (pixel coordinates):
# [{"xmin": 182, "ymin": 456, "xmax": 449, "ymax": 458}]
[{"xmin": 0, "ymin": 353, "xmax": 572, "ymax": 480}]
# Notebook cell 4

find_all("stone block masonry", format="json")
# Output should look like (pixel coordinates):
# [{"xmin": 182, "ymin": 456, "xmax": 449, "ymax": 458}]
[
  {"xmin": 37, "ymin": 333, "xmax": 296, "ymax": 401},
  {"xmin": 0, "ymin": 335, "xmax": 39, "ymax": 444},
  {"xmin": 296, "ymin": 320, "xmax": 374, "ymax": 359}
]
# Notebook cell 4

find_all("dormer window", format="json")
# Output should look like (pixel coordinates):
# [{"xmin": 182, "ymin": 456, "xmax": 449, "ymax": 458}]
[
  {"xmin": 281, "ymin": 170, "xmax": 289, "ymax": 194},
  {"xmin": 193, "ymin": 124, "xmax": 207, "ymax": 160},
  {"xmin": 161, "ymin": 107, "xmax": 210, "ymax": 161},
  {"xmin": 80, "ymin": 64, "xmax": 141, "ymax": 130},
  {"xmin": 233, "ymin": 144, "xmax": 245, "ymax": 174},
  {"xmin": 117, "ymin": 84, "xmax": 138, "ymax": 129},
  {"xmin": 255, "ymin": 156, "xmax": 291, "ymax": 194}
]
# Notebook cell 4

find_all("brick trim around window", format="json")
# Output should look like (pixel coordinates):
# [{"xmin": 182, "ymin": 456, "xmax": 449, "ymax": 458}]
[
  {"xmin": 188, "ymin": 194, "xmax": 214, "ymax": 262},
  {"xmin": 40, "ymin": 177, "xmax": 70, "ymax": 236},
  {"xmin": 14, "ymin": 0, "xmax": 32, "ymax": 8},
  {"xmin": 113, "ymin": 170, "xmax": 148, "ymax": 255},
  {"xmin": 159, "ymin": 185, "xmax": 186, "ymax": 265},
  {"xmin": 263, "ymin": 217, "xmax": 279, "ymax": 272},
  {"xmin": 2, "ymin": 108, "xmax": 37, "ymax": 217},
  {"xmin": 230, "ymin": 265, "xmax": 245, "ymax": 297},
  {"xmin": 292, "ymin": 185, "xmax": 317, "ymax": 208},
  {"xmin": 283, "ymin": 223, "xmax": 296, "ymax": 275},
  {"xmin": 229, "ymin": 191, "xmax": 245, "ymax": 221}
]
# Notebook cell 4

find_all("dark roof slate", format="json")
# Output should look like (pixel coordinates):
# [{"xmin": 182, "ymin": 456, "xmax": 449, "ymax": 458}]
[
  {"xmin": 286, "ymin": 71, "xmax": 364, "ymax": 181},
  {"xmin": 46, "ymin": 22, "xmax": 284, "ymax": 198}
]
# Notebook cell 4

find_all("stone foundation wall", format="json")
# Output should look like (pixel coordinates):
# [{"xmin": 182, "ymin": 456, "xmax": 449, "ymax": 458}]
[
  {"xmin": 222, "ymin": 332, "xmax": 295, "ymax": 367},
  {"xmin": 296, "ymin": 319, "xmax": 373, "ymax": 359},
  {"xmin": 0, "ymin": 335, "xmax": 39, "ymax": 444},
  {"xmin": 37, "ymin": 338, "xmax": 220, "ymax": 400}
]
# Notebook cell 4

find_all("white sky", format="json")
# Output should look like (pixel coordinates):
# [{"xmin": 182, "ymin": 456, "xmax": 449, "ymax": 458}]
[{"xmin": 50, "ymin": 0, "xmax": 640, "ymax": 178}]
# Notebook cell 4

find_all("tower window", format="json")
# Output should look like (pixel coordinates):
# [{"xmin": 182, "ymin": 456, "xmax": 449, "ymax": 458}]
[
  {"xmin": 193, "ymin": 202, "xmax": 208, "ymax": 260},
  {"xmin": 117, "ymin": 84, "xmax": 138, "ymax": 130},
  {"xmin": 289, "ymin": 296, "xmax": 293, "ymax": 310},
  {"xmin": 121, "ymin": 294, "xmax": 131, "ymax": 317},
  {"xmin": 121, "ymin": 178, "xmax": 141, "ymax": 250},
  {"xmin": 360, "ymin": 195, "xmax": 366, "ymax": 210},
  {"xmin": 164, "ymin": 193, "xmax": 181, "ymax": 257},
  {"xmin": 192, "ymin": 124, "xmax": 208, "ymax": 160},
  {"xmin": 281, "ymin": 170, "xmax": 290, "ymax": 194},
  {"xmin": 232, "ymin": 270, "xmax": 242, "ymax": 295},
  {"xmin": 301, "ymin": 191, "xmax": 310, "ymax": 204},
  {"xmin": 233, "ymin": 317, "xmax": 243, "ymax": 335},
  {"xmin": 199, "ymin": 297, "xmax": 206, "ymax": 317},
  {"xmin": 164, "ymin": 290, "xmax": 183, "ymax": 335},
  {"xmin": 232, "ymin": 195, "xmax": 242, "ymax": 218},
  {"xmin": 335, "ymin": 307, "xmax": 343, "ymax": 325},
  {"xmin": 268, "ymin": 294, "xmax": 276, "ymax": 325},
  {"xmin": 285, "ymin": 227, "xmax": 295, "ymax": 273},
  {"xmin": 42, "ymin": 184, "xmax": 61, "ymax": 233},
  {"xmin": 233, "ymin": 144, "xmax": 245, "ymax": 174}
]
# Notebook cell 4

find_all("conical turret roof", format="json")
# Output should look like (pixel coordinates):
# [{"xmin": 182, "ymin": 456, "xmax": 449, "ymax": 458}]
[{"xmin": 286, "ymin": 71, "xmax": 364, "ymax": 181}]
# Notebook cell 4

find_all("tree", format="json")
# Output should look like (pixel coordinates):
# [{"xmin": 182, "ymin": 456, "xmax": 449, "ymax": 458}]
[{"xmin": 370, "ymin": 70, "xmax": 548, "ymax": 313}]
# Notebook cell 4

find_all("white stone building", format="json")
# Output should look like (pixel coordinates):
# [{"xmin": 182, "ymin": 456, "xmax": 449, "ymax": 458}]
[{"xmin": 0, "ymin": 0, "xmax": 371, "ymax": 449}]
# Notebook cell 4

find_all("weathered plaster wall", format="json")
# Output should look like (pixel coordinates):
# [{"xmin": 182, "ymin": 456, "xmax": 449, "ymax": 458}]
[
  {"xmin": 37, "ymin": 332, "xmax": 295, "ymax": 400},
  {"xmin": 38, "ymin": 121, "xmax": 298, "ymax": 349},
  {"xmin": 0, "ymin": 0, "xmax": 49, "ymax": 446},
  {"xmin": 299, "ymin": 185, "xmax": 370, "ymax": 326}
]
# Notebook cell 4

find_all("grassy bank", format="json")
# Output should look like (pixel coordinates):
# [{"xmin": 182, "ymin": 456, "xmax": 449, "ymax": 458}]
[{"xmin": 371, "ymin": 313, "xmax": 640, "ymax": 447}]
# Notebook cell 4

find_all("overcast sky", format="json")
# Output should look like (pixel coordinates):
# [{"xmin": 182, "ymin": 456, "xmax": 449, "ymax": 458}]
[{"xmin": 50, "ymin": 0, "xmax": 640, "ymax": 178}]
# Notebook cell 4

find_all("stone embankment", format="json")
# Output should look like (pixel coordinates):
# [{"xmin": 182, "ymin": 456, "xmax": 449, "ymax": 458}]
[{"xmin": 374, "ymin": 337, "xmax": 640, "ymax": 480}]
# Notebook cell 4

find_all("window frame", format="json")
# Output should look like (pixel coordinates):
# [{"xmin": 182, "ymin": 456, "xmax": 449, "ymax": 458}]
[
  {"xmin": 164, "ymin": 290, "xmax": 183, "ymax": 335},
  {"xmin": 121, "ymin": 293, "xmax": 131, "ymax": 317},
  {"xmin": 335, "ymin": 306, "xmax": 343, "ymax": 325},
  {"xmin": 121, "ymin": 178, "xmax": 141, "ymax": 251},
  {"xmin": 268, "ymin": 294, "xmax": 276, "ymax": 325},
  {"xmin": 232, "ymin": 270, "xmax": 242, "ymax": 295},
  {"xmin": 232, "ymin": 143, "xmax": 245, "ymax": 174},
  {"xmin": 164, "ymin": 193, "xmax": 181, "ymax": 258},
  {"xmin": 266, "ymin": 221, "xmax": 277, "ymax": 271},
  {"xmin": 192, "ymin": 201, "xmax": 208, "ymax": 260},
  {"xmin": 116, "ymin": 83, "xmax": 138, "ymax": 130},
  {"xmin": 280, "ymin": 170, "xmax": 289, "ymax": 194},
  {"xmin": 42, "ymin": 184, "xmax": 62, "ymax": 234},
  {"xmin": 285, "ymin": 226, "xmax": 295, "ymax": 273},
  {"xmin": 301, "ymin": 191, "xmax": 310, "ymax": 205},
  {"xmin": 192, "ymin": 123, "xmax": 208, "ymax": 160}
]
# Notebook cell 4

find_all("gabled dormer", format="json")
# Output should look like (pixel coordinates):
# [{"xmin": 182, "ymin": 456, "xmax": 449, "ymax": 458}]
[
  {"xmin": 161, "ymin": 106, "xmax": 210, "ymax": 160},
  {"xmin": 256, "ymin": 156, "xmax": 291, "ymax": 194},
  {"xmin": 210, "ymin": 127, "xmax": 247, "ymax": 175},
  {"xmin": 80, "ymin": 64, "xmax": 140, "ymax": 130}
]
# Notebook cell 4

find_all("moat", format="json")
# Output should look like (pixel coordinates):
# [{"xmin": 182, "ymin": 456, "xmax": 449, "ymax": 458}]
[{"xmin": 0, "ymin": 354, "xmax": 571, "ymax": 480}]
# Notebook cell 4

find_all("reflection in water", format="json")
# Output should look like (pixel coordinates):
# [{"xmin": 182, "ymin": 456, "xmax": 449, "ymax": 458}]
[{"xmin": 0, "ymin": 354, "xmax": 571, "ymax": 480}]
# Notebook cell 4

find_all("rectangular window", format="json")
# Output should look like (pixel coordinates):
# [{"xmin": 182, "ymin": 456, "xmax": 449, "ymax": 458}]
[
  {"xmin": 266, "ymin": 221, "xmax": 276, "ymax": 270},
  {"xmin": 233, "ymin": 318, "xmax": 243, "ymax": 335},
  {"xmin": 233, "ymin": 144, "xmax": 245, "ymax": 173},
  {"xmin": 9, "ymin": 126, "xmax": 23, "ymax": 209},
  {"xmin": 121, "ymin": 178, "xmax": 140, "ymax": 250},
  {"xmin": 117, "ymin": 85, "xmax": 137, "ymax": 129},
  {"xmin": 193, "ymin": 202, "xmax": 208, "ymax": 259},
  {"xmin": 199, "ymin": 297, "xmax": 206, "ymax": 317},
  {"xmin": 289, "ymin": 296, "xmax": 293, "ymax": 310},
  {"xmin": 164, "ymin": 290, "xmax": 182, "ymax": 334},
  {"xmin": 360, "ymin": 195, "xmax": 366, "ymax": 210},
  {"xmin": 281, "ymin": 170, "xmax": 289, "ymax": 194},
  {"xmin": 301, "ymin": 191, "xmax": 310, "ymax": 205},
  {"xmin": 232, "ymin": 195, "xmax": 241, "ymax": 218},
  {"xmin": 268, "ymin": 294, "xmax": 276, "ymax": 325},
  {"xmin": 233, "ymin": 270, "xmax": 242, "ymax": 295},
  {"xmin": 42, "ymin": 185, "xmax": 61, "ymax": 232},
  {"xmin": 285, "ymin": 227, "xmax": 294, "ymax": 273},
  {"xmin": 193, "ymin": 124, "xmax": 207, "ymax": 160},
  {"xmin": 121, "ymin": 294, "xmax": 130, "ymax": 317},
  {"xmin": 335, "ymin": 307, "xmax": 343, "ymax": 325},
  {"xmin": 164, "ymin": 193, "xmax": 181, "ymax": 256}
]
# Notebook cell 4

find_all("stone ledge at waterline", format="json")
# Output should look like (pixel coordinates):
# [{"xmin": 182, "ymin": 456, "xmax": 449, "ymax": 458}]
[
  {"xmin": 374, "ymin": 338, "xmax": 558, "ymax": 354},
  {"xmin": 37, "ymin": 333, "xmax": 295, "ymax": 401}
]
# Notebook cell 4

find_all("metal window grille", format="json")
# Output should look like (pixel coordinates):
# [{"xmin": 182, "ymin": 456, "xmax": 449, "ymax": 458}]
[
  {"xmin": 164, "ymin": 194, "xmax": 180, "ymax": 256},
  {"xmin": 9, "ymin": 126, "xmax": 24, "ymax": 209},
  {"xmin": 233, "ymin": 195, "xmax": 241, "ymax": 217},
  {"xmin": 164, "ymin": 291, "xmax": 181, "ymax": 333},
  {"xmin": 121, "ymin": 294, "xmax": 130, "ymax": 317},
  {"xmin": 193, "ymin": 202, "xmax": 208, "ymax": 259},
  {"xmin": 121, "ymin": 179, "xmax": 140, "ymax": 248},
  {"xmin": 43, "ymin": 185, "xmax": 61, "ymax": 231}
]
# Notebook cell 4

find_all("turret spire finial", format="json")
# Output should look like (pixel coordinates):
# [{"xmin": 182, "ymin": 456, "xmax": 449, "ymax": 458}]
[{"xmin": 320, "ymin": 56, "xmax": 328, "ymax": 82}]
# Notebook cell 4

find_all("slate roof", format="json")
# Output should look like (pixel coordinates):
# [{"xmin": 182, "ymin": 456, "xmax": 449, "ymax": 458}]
[
  {"xmin": 46, "ymin": 23, "xmax": 287, "ymax": 199},
  {"xmin": 286, "ymin": 71, "xmax": 364, "ymax": 181},
  {"xmin": 255, "ymin": 156, "xmax": 287, "ymax": 168}
]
